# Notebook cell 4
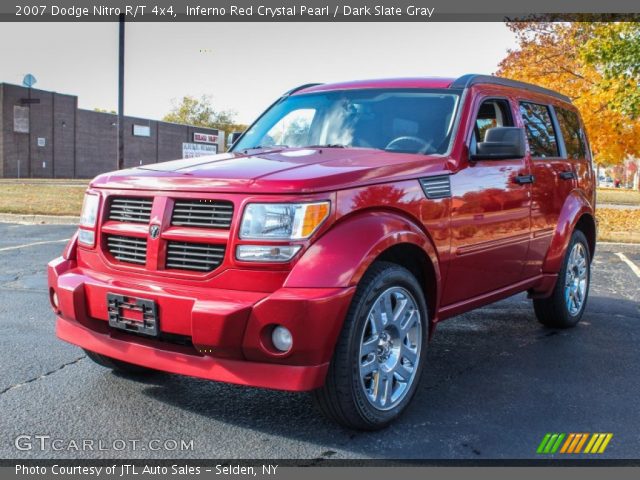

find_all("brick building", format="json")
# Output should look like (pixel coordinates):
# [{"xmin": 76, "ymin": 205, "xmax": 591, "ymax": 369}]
[{"xmin": 0, "ymin": 83, "xmax": 224, "ymax": 178}]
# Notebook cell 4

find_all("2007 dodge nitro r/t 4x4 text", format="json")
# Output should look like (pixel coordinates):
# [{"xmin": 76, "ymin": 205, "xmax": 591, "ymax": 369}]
[{"xmin": 49, "ymin": 75, "xmax": 596, "ymax": 429}]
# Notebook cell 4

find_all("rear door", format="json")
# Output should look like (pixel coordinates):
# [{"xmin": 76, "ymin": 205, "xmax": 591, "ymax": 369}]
[{"xmin": 519, "ymin": 101, "xmax": 577, "ymax": 277}]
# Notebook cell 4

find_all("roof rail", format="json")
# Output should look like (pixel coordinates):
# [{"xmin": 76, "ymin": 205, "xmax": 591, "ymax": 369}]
[
  {"xmin": 283, "ymin": 83, "xmax": 323, "ymax": 97},
  {"xmin": 450, "ymin": 74, "xmax": 571, "ymax": 103}
]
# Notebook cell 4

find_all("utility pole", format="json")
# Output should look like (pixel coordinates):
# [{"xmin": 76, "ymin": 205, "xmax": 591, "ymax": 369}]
[{"xmin": 117, "ymin": 13, "xmax": 125, "ymax": 170}]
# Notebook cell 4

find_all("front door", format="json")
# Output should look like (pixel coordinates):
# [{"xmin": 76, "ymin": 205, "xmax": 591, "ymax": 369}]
[{"xmin": 442, "ymin": 97, "xmax": 532, "ymax": 306}]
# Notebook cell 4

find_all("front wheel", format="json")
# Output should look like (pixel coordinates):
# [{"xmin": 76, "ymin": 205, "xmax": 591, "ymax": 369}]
[
  {"xmin": 313, "ymin": 262, "xmax": 428, "ymax": 430},
  {"xmin": 533, "ymin": 230, "xmax": 591, "ymax": 328}
]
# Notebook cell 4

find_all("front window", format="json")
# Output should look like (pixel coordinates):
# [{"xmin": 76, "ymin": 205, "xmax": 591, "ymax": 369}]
[{"xmin": 234, "ymin": 89, "xmax": 460, "ymax": 155}]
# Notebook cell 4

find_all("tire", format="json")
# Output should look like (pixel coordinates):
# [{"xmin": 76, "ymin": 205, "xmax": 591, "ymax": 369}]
[
  {"xmin": 533, "ymin": 230, "xmax": 591, "ymax": 328},
  {"xmin": 313, "ymin": 261, "xmax": 428, "ymax": 430},
  {"xmin": 84, "ymin": 349, "xmax": 155, "ymax": 375}
]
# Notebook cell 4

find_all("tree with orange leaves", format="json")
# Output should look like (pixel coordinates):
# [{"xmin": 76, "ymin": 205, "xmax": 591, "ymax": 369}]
[{"xmin": 497, "ymin": 22, "xmax": 640, "ymax": 167}]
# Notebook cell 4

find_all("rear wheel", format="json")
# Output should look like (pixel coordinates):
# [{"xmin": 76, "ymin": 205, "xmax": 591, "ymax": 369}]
[
  {"xmin": 313, "ymin": 262, "xmax": 428, "ymax": 430},
  {"xmin": 84, "ymin": 349, "xmax": 155, "ymax": 375},
  {"xmin": 533, "ymin": 230, "xmax": 591, "ymax": 328}
]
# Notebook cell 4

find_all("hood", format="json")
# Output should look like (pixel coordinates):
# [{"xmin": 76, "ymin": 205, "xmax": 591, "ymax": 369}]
[{"xmin": 90, "ymin": 147, "xmax": 449, "ymax": 193}]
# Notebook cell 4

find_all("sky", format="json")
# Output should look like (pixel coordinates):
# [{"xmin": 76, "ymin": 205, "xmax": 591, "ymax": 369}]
[{"xmin": 0, "ymin": 22, "xmax": 518, "ymax": 124}]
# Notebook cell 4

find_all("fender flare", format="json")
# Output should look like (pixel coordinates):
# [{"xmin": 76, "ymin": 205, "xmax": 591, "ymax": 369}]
[
  {"xmin": 542, "ymin": 190, "xmax": 595, "ymax": 274},
  {"xmin": 284, "ymin": 210, "xmax": 441, "ymax": 316}
]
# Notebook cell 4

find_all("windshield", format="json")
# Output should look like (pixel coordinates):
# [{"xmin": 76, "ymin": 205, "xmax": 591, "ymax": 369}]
[{"xmin": 233, "ymin": 89, "xmax": 460, "ymax": 155}]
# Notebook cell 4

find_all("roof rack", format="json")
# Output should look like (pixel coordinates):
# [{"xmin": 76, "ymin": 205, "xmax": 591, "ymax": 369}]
[{"xmin": 450, "ymin": 74, "xmax": 571, "ymax": 103}]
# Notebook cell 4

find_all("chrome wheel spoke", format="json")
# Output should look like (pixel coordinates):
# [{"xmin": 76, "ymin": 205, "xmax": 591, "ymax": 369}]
[
  {"xmin": 368, "ymin": 304, "xmax": 384, "ymax": 334},
  {"xmin": 360, "ymin": 356, "xmax": 378, "ymax": 376},
  {"xmin": 400, "ymin": 343, "xmax": 418, "ymax": 366},
  {"xmin": 361, "ymin": 336, "xmax": 378, "ymax": 357},
  {"xmin": 382, "ymin": 294, "xmax": 394, "ymax": 326},
  {"xmin": 399, "ymin": 309, "xmax": 417, "ymax": 337},
  {"xmin": 394, "ymin": 362, "xmax": 413, "ymax": 382}
]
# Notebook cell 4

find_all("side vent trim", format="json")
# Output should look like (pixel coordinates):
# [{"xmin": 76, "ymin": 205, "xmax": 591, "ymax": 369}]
[{"xmin": 419, "ymin": 175, "xmax": 452, "ymax": 199}]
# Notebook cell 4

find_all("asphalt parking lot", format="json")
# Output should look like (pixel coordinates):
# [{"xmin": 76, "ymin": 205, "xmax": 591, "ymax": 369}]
[{"xmin": 0, "ymin": 222, "xmax": 638, "ymax": 460}]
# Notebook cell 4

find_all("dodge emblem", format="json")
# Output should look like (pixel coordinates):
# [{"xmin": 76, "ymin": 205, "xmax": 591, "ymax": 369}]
[{"xmin": 149, "ymin": 224, "xmax": 161, "ymax": 240}]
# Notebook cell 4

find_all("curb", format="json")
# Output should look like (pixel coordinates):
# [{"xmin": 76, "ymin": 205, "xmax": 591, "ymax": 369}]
[{"xmin": 0, "ymin": 213, "xmax": 79, "ymax": 225}]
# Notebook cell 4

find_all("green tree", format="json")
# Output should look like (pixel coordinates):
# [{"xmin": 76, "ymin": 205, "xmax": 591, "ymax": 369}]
[
  {"xmin": 582, "ymin": 22, "xmax": 640, "ymax": 117},
  {"xmin": 163, "ymin": 95, "xmax": 247, "ymax": 135}
]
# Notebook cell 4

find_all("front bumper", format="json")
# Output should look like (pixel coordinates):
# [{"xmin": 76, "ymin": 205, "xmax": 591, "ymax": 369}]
[{"xmin": 48, "ymin": 256, "xmax": 354, "ymax": 391}]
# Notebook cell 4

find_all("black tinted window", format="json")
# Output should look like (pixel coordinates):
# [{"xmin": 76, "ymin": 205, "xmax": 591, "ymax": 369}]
[
  {"xmin": 556, "ymin": 107, "xmax": 587, "ymax": 159},
  {"xmin": 519, "ymin": 102, "xmax": 559, "ymax": 158}
]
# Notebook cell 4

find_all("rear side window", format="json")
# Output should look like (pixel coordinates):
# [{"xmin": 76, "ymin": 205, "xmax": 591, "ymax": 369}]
[
  {"xmin": 519, "ymin": 102, "xmax": 559, "ymax": 158},
  {"xmin": 556, "ymin": 107, "xmax": 587, "ymax": 159}
]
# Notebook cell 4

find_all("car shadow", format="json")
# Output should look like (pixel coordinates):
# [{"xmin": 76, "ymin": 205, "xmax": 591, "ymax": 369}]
[{"xmin": 132, "ymin": 293, "xmax": 639, "ymax": 459}]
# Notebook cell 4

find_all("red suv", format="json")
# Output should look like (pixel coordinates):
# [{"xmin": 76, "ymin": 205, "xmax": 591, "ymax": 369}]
[{"xmin": 48, "ymin": 75, "xmax": 596, "ymax": 430}]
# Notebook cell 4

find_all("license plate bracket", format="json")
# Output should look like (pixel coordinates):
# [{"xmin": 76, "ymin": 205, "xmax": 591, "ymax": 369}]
[{"xmin": 107, "ymin": 293, "xmax": 158, "ymax": 337}]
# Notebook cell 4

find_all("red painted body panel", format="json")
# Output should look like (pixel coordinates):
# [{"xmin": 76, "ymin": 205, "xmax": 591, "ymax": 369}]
[{"xmin": 48, "ymin": 77, "xmax": 595, "ymax": 391}]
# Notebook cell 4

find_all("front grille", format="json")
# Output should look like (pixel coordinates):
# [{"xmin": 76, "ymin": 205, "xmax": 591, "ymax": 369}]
[
  {"xmin": 106, "ymin": 235, "xmax": 148, "ymax": 265},
  {"xmin": 171, "ymin": 199, "xmax": 233, "ymax": 229},
  {"xmin": 109, "ymin": 197, "xmax": 153, "ymax": 223},
  {"xmin": 166, "ymin": 241, "xmax": 225, "ymax": 272}
]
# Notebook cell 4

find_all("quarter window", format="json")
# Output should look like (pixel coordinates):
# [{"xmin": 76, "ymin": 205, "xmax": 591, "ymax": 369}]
[
  {"xmin": 556, "ymin": 107, "xmax": 587, "ymax": 159},
  {"xmin": 519, "ymin": 102, "xmax": 559, "ymax": 158}
]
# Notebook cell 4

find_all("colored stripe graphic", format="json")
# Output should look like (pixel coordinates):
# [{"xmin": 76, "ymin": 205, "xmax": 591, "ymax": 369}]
[
  {"xmin": 574, "ymin": 433, "xmax": 590, "ymax": 453},
  {"xmin": 538, "ymin": 433, "xmax": 613, "ymax": 454},
  {"xmin": 537, "ymin": 433, "xmax": 552, "ymax": 454}
]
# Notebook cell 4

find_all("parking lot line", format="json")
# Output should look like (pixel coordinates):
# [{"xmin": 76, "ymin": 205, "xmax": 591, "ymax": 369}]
[
  {"xmin": 615, "ymin": 252, "xmax": 640, "ymax": 279},
  {"xmin": 0, "ymin": 239, "xmax": 68, "ymax": 253}
]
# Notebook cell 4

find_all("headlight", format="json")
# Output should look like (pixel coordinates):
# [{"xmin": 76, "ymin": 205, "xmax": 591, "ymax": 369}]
[
  {"xmin": 79, "ymin": 193, "xmax": 100, "ymax": 228},
  {"xmin": 78, "ymin": 193, "xmax": 100, "ymax": 247},
  {"xmin": 239, "ymin": 202, "xmax": 330, "ymax": 240}
]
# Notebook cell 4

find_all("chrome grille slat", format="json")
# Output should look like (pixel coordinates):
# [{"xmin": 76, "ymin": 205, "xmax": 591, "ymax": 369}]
[
  {"xmin": 165, "ymin": 241, "xmax": 225, "ymax": 273},
  {"xmin": 171, "ymin": 200, "xmax": 234, "ymax": 229},
  {"xmin": 109, "ymin": 197, "xmax": 153, "ymax": 224},
  {"xmin": 106, "ymin": 235, "xmax": 148, "ymax": 265},
  {"xmin": 166, "ymin": 251, "xmax": 224, "ymax": 259},
  {"xmin": 165, "ymin": 263, "xmax": 211, "ymax": 272},
  {"xmin": 170, "ymin": 221, "xmax": 232, "ymax": 228},
  {"xmin": 172, "ymin": 214, "xmax": 231, "ymax": 221}
]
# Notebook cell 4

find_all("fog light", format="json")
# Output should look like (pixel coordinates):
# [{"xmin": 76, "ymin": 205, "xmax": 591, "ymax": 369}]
[
  {"xmin": 271, "ymin": 326, "xmax": 293, "ymax": 352},
  {"xmin": 236, "ymin": 245, "xmax": 301, "ymax": 262}
]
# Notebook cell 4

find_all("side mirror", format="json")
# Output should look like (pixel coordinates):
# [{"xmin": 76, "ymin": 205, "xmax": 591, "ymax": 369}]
[
  {"xmin": 227, "ymin": 131, "xmax": 244, "ymax": 148},
  {"xmin": 471, "ymin": 127, "xmax": 526, "ymax": 160}
]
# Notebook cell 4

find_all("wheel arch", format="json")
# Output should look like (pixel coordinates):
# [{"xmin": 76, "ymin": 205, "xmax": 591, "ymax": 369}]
[
  {"xmin": 542, "ymin": 190, "xmax": 595, "ymax": 274},
  {"xmin": 284, "ymin": 210, "xmax": 442, "ymax": 329},
  {"xmin": 574, "ymin": 212, "xmax": 597, "ymax": 262}
]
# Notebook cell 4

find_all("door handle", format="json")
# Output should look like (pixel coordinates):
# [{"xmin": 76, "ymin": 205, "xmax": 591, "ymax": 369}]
[
  {"xmin": 559, "ymin": 171, "xmax": 576, "ymax": 180},
  {"xmin": 514, "ymin": 174, "xmax": 535, "ymax": 184}
]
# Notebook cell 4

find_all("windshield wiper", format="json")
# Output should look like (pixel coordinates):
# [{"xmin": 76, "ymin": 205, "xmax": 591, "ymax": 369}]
[
  {"xmin": 244, "ymin": 144, "xmax": 288, "ymax": 150},
  {"xmin": 304, "ymin": 144, "xmax": 348, "ymax": 148}
]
